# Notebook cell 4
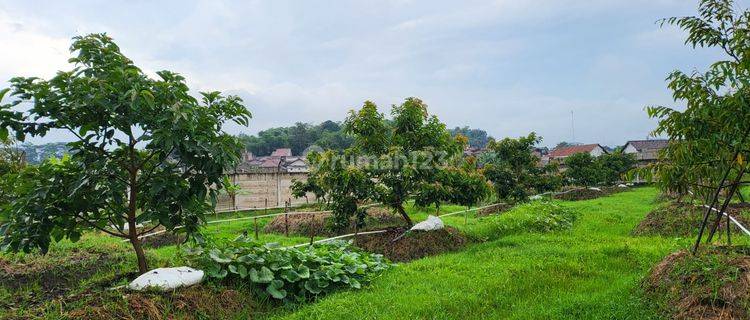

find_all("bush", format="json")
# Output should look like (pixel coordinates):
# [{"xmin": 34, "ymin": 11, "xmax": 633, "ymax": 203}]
[
  {"xmin": 184, "ymin": 237, "xmax": 391, "ymax": 303},
  {"xmin": 468, "ymin": 202, "xmax": 578, "ymax": 241}
]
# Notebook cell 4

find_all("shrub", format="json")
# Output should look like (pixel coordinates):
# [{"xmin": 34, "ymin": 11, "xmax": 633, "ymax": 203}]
[
  {"xmin": 184, "ymin": 237, "xmax": 391, "ymax": 303},
  {"xmin": 468, "ymin": 202, "xmax": 578, "ymax": 241}
]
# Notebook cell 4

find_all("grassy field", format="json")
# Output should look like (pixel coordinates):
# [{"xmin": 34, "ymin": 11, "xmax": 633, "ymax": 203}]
[
  {"xmin": 3, "ymin": 187, "xmax": 724, "ymax": 319},
  {"xmin": 266, "ymin": 187, "xmax": 691, "ymax": 319}
]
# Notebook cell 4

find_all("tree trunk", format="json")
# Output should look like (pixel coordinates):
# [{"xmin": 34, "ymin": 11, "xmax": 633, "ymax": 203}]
[
  {"xmin": 126, "ymin": 152, "xmax": 148, "ymax": 274},
  {"xmin": 130, "ymin": 237, "xmax": 148, "ymax": 274},
  {"xmin": 396, "ymin": 204, "xmax": 413, "ymax": 227}
]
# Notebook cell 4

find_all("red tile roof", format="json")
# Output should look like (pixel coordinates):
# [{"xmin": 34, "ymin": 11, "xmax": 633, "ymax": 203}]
[{"xmin": 548, "ymin": 144, "xmax": 603, "ymax": 158}]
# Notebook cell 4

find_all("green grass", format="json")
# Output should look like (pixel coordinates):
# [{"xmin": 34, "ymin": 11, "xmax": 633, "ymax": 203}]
[
  {"xmin": 266, "ymin": 187, "xmax": 687, "ymax": 319},
  {"xmin": 2, "ymin": 187, "xmax": 714, "ymax": 319}
]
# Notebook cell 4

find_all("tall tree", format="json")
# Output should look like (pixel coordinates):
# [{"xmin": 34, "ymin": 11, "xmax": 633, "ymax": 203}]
[
  {"xmin": 483, "ymin": 133, "xmax": 561, "ymax": 203},
  {"xmin": 645, "ymin": 0, "xmax": 750, "ymax": 249},
  {"xmin": 0, "ymin": 34, "xmax": 251, "ymax": 273},
  {"xmin": 344, "ymin": 98, "xmax": 488, "ymax": 226}
]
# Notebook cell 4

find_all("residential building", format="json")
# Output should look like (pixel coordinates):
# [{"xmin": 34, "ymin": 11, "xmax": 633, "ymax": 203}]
[{"xmin": 622, "ymin": 139, "xmax": 669, "ymax": 167}]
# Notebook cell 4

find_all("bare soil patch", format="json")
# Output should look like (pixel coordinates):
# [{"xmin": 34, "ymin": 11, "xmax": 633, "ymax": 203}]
[{"xmin": 353, "ymin": 227, "xmax": 467, "ymax": 262}]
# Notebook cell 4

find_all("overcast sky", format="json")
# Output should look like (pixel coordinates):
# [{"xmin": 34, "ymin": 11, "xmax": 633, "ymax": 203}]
[{"xmin": 0, "ymin": 0, "xmax": 743, "ymax": 147}]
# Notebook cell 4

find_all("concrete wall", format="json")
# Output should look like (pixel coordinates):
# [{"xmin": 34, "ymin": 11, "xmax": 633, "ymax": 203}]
[{"xmin": 217, "ymin": 169, "xmax": 315, "ymax": 210}]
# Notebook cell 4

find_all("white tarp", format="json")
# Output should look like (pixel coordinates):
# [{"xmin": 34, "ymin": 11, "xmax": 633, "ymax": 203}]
[
  {"xmin": 410, "ymin": 215, "xmax": 444, "ymax": 231},
  {"xmin": 128, "ymin": 267, "xmax": 204, "ymax": 292}
]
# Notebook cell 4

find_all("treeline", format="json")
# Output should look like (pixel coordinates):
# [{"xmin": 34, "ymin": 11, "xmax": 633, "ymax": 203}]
[{"xmin": 238, "ymin": 120, "xmax": 492, "ymax": 156}]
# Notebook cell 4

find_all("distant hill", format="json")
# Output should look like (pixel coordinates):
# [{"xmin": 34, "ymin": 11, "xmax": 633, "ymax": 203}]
[{"xmin": 238, "ymin": 121, "xmax": 493, "ymax": 157}]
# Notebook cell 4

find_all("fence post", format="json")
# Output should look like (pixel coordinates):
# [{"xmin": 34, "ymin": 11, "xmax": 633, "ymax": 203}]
[
  {"xmin": 309, "ymin": 226, "xmax": 315, "ymax": 246},
  {"xmin": 264, "ymin": 198, "xmax": 268, "ymax": 216},
  {"xmin": 254, "ymin": 217, "xmax": 259, "ymax": 240},
  {"xmin": 285, "ymin": 213, "xmax": 289, "ymax": 237},
  {"xmin": 465, "ymin": 206, "xmax": 469, "ymax": 226}
]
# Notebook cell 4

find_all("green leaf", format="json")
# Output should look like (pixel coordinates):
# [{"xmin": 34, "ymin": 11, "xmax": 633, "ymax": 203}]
[
  {"xmin": 249, "ymin": 266, "xmax": 274, "ymax": 283},
  {"xmin": 304, "ymin": 279, "xmax": 323, "ymax": 294},
  {"xmin": 209, "ymin": 249, "xmax": 232, "ymax": 264},
  {"xmin": 266, "ymin": 280, "xmax": 287, "ymax": 299},
  {"xmin": 280, "ymin": 269, "xmax": 301, "ymax": 282}
]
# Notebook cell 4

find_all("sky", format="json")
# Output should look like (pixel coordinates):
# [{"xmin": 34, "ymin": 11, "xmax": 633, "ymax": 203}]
[{"xmin": 0, "ymin": 0, "xmax": 743, "ymax": 147}]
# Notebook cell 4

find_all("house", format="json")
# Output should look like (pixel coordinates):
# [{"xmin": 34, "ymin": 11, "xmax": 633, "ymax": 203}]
[
  {"xmin": 622, "ymin": 139, "xmax": 669, "ymax": 167},
  {"xmin": 221, "ymin": 148, "xmax": 314, "ymax": 210},
  {"xmin": 270, "ymin": 148, "xmax": 292, "ymax": 157},
  {"xmin": 533, "ymin": 147, "xmax": 550, "ymax": 166},
  {"xmin": 548, "ymin": 144, "xmax": 608, "ymax": 161},
  {"xmin": 463, "ymin": 146, "xmax": 486, "ymax": 158},
  {"xmin": 233, "ymin": 148, "xmax": 310, "ymax": 173}
]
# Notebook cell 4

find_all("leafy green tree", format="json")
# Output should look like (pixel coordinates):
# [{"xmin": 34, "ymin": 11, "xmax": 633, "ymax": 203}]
[
  {"xmin": 564, "ymin": 153, "xmax": 602, "ymax": 187},
  {"xmin": 238, "ymin": 120, "xmax": 353, "ymax": 156},
  {"xmin": 0, "ymin": 34, "xmax": 251, "ymax": 273},
  {"xmin": 597, "ymin": 152, "xmax": 636, "ymax": 185},
  {"xmin": 293, "ymin": 98, "xmax": 488, "ymax": 228},
  {"xmin": 643, "ymin": 0, "xmax": 750, "ymax": 248},
  {"xmin": 645, "ymin": 0, "xmax": 750, "ymax": 205},
  {"xmin": 449, "ymin": 126, "xmax": 491, "ymax": 148},
  {"xmin": 0, "ymin": 135, "xmax": 24, "ymax": 215},
  {"xmin": 297, "ymin": 150, "xmax": 372, "ymax": 230},
  {"xmin": 482, "ymin": 133, "xmax": 561, "ymax": 203},
  {"xmin": 344, "ymin": 98, "xmax": 476, "ymax": 226}
]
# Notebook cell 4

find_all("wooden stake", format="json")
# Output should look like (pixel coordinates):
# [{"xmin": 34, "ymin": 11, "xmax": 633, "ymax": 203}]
[
  {"xmin": 254, "ymin": 217, "xmax": 259, "ymax": 240},
  {"xmin": 285, "ymin": 213, "xmax": 289, "ymax": 237},
  {"xmin": 465, "ymin": 206, "xmax": 469, "ymax": 226}
]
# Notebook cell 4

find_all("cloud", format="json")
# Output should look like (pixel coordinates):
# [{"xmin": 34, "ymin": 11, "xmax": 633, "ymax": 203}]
[
  {"xmin": 0, "ymin": 0, "xmax": 738, "ymax": 147},
  {"xmin": 0, "ymin": 12, "xmax": 70, "ymax": 82}
]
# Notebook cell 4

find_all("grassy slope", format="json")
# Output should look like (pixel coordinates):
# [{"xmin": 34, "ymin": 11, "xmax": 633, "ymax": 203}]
[{"xmin": 268, "ymin": 187, "xmax": 687, "ymax": 320}]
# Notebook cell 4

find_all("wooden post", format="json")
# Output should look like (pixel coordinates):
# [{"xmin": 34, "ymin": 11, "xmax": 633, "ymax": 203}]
[
  {"xmin": 285, "ymin": 213, "xmax": 289, "ymax": 237},
  {"xmin": 309, "ymin": 226, "xmax": 315, "ymax": 246},
  {"xmin": 727, "ymin": 212, "xmax": 732, "ymax": 246},
  {"xmin": 264, "ymin": 198, "xmax": 268, "ymax": 216},
  {"xmin": 254, "ymin": 217, "xmax": 259, "ymax": 240},
  {"xmin": 465, "ymin": 206, "xmax": 469, "ymax": 226}
]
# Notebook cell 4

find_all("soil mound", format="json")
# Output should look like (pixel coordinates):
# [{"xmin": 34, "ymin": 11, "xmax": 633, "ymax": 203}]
[
  {"xmin": 141, "ymin": 228, "xmax": 186, "ymax": 248},
  {"xmin": 353, "ymin": 226, "xmax": 467, "ymax": 262},
  {"xmin": 643, "ymin": 247, "xmax": 750, "ymax": 320},
  {"xmin": 263, "ymin": 207, "xmax": 402, "ymax": 236},
  {"xmin": 476, "ymin": 203, "xmax": 512, "ymax": 217},
  {"xmin": 64, "ymin": 285, "xmax": 254, "ymax": 320},
  {"xmin": 633, "ymin": 202, "xmax": 750, "ymax": 237}
]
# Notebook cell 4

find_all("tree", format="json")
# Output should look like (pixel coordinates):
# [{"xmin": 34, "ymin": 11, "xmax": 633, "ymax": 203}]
[
  {"xmin": 294, "ymin": 98, "xmax": 489, "ymax": 228},
  {"xmin": 449, "ymin": 126, "xmax": 491, "ymax": 148},
  {"xmin": 482, "ymin": 133, "xmax": 561, "ymax": 203},
  {"xmin": 238, "ymin": 120, "xmax": 353, "ymax": 156},
  {"xmin": 645, "ymin": 0, "xmax": 750, "ymax": 250},
  {"xmin": 344, "ymin": 98, "xmax": 480, "ymax": 226},
  {"xmin": 597, "ymin": 152, "xmax": 636, "ymax": 185},
  {"xmin": 564, "ymin": 153, "xmax": 601, "ymax": 187},
  {"xmin": 0, "ymin": 135, "xmax": 24, "ymax": 215},
  {"xmin": 0, "ymin": 34, "xmax": 251, "ymax": 274}
]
